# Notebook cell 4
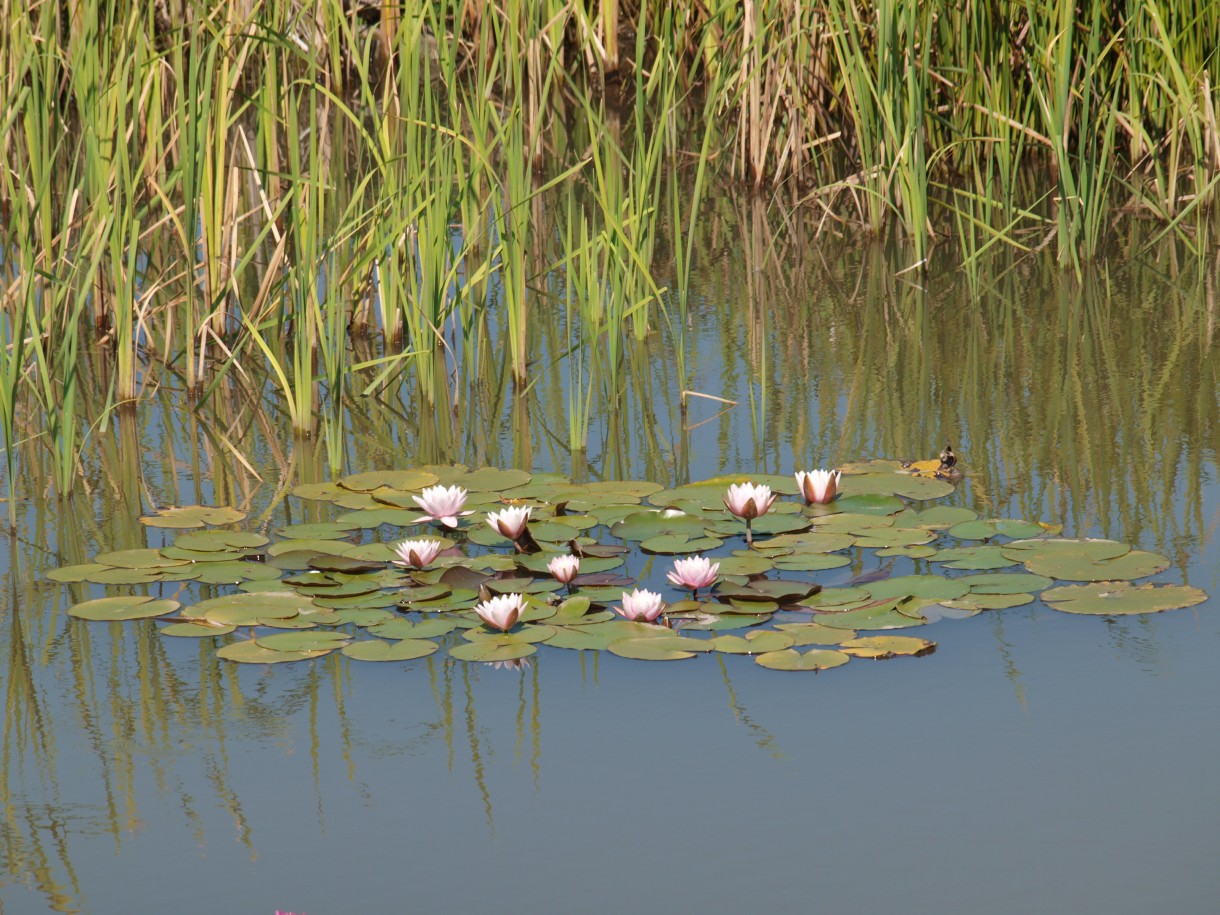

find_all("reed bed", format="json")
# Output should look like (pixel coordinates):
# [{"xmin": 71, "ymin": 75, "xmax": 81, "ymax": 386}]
[{"xmin": 0, "ymin": 0, "xmax": 1218, "ymax": 503}]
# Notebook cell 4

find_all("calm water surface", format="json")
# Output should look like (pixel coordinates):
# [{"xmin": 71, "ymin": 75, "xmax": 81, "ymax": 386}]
[{"xmin": 3, "ymin": 234, "xmax": 1218, "ymax": 913}]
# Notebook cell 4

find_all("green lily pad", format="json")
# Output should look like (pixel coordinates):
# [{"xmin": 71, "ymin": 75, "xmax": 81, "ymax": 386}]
[
  {"xmin": 193, "ymin": 561, "xmax": 283, "ymax": 585},
  {"xmin": 940, "ymin": 593, "xmax": 1033, "ymax": 611},
  {"xmin": 715, "ymin": 554, "xmax": 774, "ymax": 576},
  {"xmin": 799, "ymin": 587, "xmax": 872, "ymax": 610},
  {"xmin": 773, "ymin": 623, "xmax": 859, "ymax": 645},
  {"xmin": 1042, "ymin": 582, "xmax": 1208, "ymax": 615},
  {"xmin": 963, "ymin": 572, "xmax": 1053, "ymax": 594},
  {"xmin": 1001, "ymin": 538, "xmax": 1129, "ymax": 563},
  {"xmin": 159, "ymin": 621, "xmax": 238, "ymax": 637},
  {"xmin": 758, "ymin": 531, "xmax": 857, "ymax": 554},
  {"xmin": 139, "ymin": 505, "xmax": 246, "ymax": 528},
  {"xmin": 711, "ymin": 630, "xmax": 795, "ymax": 654},
  {"xmin": 95, "ymin": 548, "xmax": 186, "ymax": 569},
  {"xmin": 449, "ymin": 640, "xmax": 536, "ymax": 662},
  {"xmin": 809, "ymin": 513, "xmax": 895, "ymax": 535},
  {"xmin": 755, "ymin": 649, "xmax": 851, "ymax": 671},
  {"xmin": 839, "ymin": 636, "xmax": 936, "ymax": 658},
  {"xmin": 611, "ymin": 511, "xmax": 711, "ymax": 542},
  {"xmin": 640, "ymin": 534, "xmax": 724, "ymax": 554},
  {"xmin": 46, "ymin": 563, "xmax": 110, "ymax": 583},
  {"xmin": 863, "ymin": 575, "xmax": 970, "ymax": 602},
  {"xmin": 608, "ymin": 637, "xmax": 706, "ymax": 660},
  {"xmin": 86, "ymin": 567, "xmax": 167, "ymax": 585},
  {"xmin": 69, "ymin": 596, "xmax": 181, "ymax": 621},
  {"xmin": 465, "ymin": 624, "xmax": 556, "ymax": 644},
  {"xmin": 339, "ymin": 469, "xmax": 439, "ymax": 492},
  {"xmin": 852, "ymin": 527, "xmax": 937, "ymax": 549},
  {"xmin": 341, "ymin": 639, "xmax": 440, "ymax": 661},
  {"xmin": 174, "ymin": 530, "xmax": 269, "ymax": 551},
  {"xmin": 274, "ymin": 521, "xmax": 362, "ymax": 540},
  {"xmin": 876, "ymin": 545, "xmax": 938, "ymax": 559},
  {"xmin": 914, "ymin": 506, "xmax": 978, "ymax": 528},
  {"xmin": 932, "ymin": 546, "xmax": 1017, "ymax": 570},
  {"xmin": 256, "ymin": 631, "xmax": 352, "ymax": 652},
  {"xmin": 216, "ymin": 641, "xmax": 335, "ymax": 664},
  {"xmin": 717, "ymin": 579, "xmax": 819, "ymax": 603},
  {"xmin": 839, "ymin": 471, "xmax": 954, "ymax": 500},
  {"xmin": 949, "ymin": 519, "xmax": 1055, "ymax": 541},
  {"xmin": 459, "ymin": 467, "xmax": 532, "ymax": 491},
  {"xmin": 815, "ymin": 601, "xmax": 927, "ymax": 630},
  {"xmin": 832, "ymin": 493, "xmax": 905, "ymax": 515},
  {"xmin": 771, "ymin": 553, "xmax": 851, "ymax": 572},
  {"xmin": 1026, "ymin": 549, "xmax": 1170, "ymax": 582}
]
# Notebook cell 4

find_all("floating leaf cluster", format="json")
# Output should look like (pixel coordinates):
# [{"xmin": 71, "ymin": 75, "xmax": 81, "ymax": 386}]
[{"xmin": 52, "ymin": 462, "xmax": 1208, "ymax": 672}]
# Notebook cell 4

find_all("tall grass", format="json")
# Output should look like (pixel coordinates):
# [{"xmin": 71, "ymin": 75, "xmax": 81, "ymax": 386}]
[{"xmin": 0, "ymin": 0, "xmax": 1218, "ymax": 499}]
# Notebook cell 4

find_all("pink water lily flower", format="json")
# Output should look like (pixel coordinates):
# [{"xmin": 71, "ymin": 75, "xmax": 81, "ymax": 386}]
[
  {"xmin": 796, "ymin": 469, "xmax": 841, "ymax": 505},
  {"xmin": 487, "ymin": 505, "xmax": 532, "ymax": 540},
  {"xmin": 391, "ymin": 538, "xmax": 444, "ymax": 569},
  {"xmin": 614, "ymin": 588, "xmax": 666, "ymax": 622},
  {"xmin": 547, "ymin": 554, "xmax": 581, "ymax": 585},
  {"xmin": 474, "ymin": 593, "xmax": 526, "ymax": 631},
  {"xmin": 412, "ymin": 484, "xmax": 474, "ymax": 528},
  {"xmin": 666, "ymin": 555, "xmax": 720, "ymax": 595}
]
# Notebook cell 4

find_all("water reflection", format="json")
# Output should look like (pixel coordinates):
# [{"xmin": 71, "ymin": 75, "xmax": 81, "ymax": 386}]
[{"xmin": 2, "ymin": 219, "xmax": 1218, "ymax": 911}]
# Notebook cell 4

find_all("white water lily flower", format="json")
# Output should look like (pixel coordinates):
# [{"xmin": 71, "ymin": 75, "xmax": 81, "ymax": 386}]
[
  {"xmin": 614, "ymin": 588, "xmax": 666, "ymax": 622},
  {"xmin": 474, "ymin": 593, "xmax": 526, "ymax": 631},
  {"xmin": 795, "ymin": 469, "xmax": 841, "ymax": 505},
  {"xmin": 487, "ymin": 505, "xmax": 532, "ymax": 540},
  {"xmin": 723, "ymin": 482, "xmax": 776, "ymax": 520},
  {"xmin": 666, "ymin": 555, "xmax": 720, "ymax": 593},
  {"xmin": 411, "ymin": 484, "xmax": 474, "ymax": 528},
  {"xmin": 391, "ymin": 538, "xmax": 444, "ymax": 569},
  {"xmin": 547, "ymin": 554, "xmax": 581, "ymax": 585}
]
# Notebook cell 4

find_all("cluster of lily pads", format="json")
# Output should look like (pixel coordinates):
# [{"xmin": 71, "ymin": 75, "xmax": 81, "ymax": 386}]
[{"xmin": 51, "ymin": 461, "xmax": 1209, "ymax": 671}]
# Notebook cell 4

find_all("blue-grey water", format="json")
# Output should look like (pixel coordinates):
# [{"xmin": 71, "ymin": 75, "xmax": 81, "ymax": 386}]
[{"xmin": 3, "ymin": 238, "xmax": 1218, "ymax": 914}]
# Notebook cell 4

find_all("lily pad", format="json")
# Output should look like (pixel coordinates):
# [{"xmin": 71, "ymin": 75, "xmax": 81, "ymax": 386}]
[
  {"xmin": 95, "ymin": 548, "xmax": 186, "ymax": 569},
  {"xmin": 339, "ymin": 469, "xmax": 439, "ymax": 492},
  {"xmin": 341, "ymin": 639, "xmax": 440, "ymax": 661},
  {"xmin": 174, "ymin": 530, "xmax": 269, "ymax": 551},
  {"xmin": 711, "ymin": 630, "xmax": 795, "ymax": 654},
  {"xmin": 863, "ymin": 575, "xmax": 970, "ymax": 602},
  {"xmin": 1042, "ymin": 582, "xmax": 1208, "ymax": 615},
  {"xmin": 831, "ymin": 493, "xmax": 905, "ymax": 515},
  {"xmin": 839, "ymin": 636, "xmax": 936, "ymax": 658},
  {"xmin": 839, "ymin": 471, "xmax": 954, "ymax": 500},
  {"xmin": 69, "ymin": 596, "xmax": 181, "ymax": 621},
  {"xmin": 45, "ymin": 563, "xmax": 111, "ymax": 583},
  {"xmin": 949, "ymin": 519, "xmax": 1055, "ymax": 541},
  {"xmin": 755, "ymin": 649, "xmax": 851, "ymax": 671},
  {"xmin": 256, "ymin": 631, "xmax": 352, "ymax": 652},
  {"xmin": 140, "ymin": 505, "xmax": 246, "ymax": 528},
  {"xmin": 962, "ymin": 572, "xmax": 1053, "ymax": 594},
  {"xmin": 216, "ymin": 641, "xmax": 335, "ymax": 664},
  {"xmin": 932, "ymin": 546, "xmax": 1017, "ymax": 570},
  {"xmin": 815, "ymin": 601, "xmax": 927, "ymax": 630},
  {"xmin": 159, "ymin": 621, "xmax": 238, "ymax": 637},
  {"xmin": 940, "ymin": 593, "xmax": 1033, "ymax": 611},
  {"xmin": 914, "ymin": 506, "xmax": 978, "ymax": 528},
  {"xmin": 449, "ymin": 640, "xmax": 536, "ymax": 662},
  {"xmin": 1026, "ymin": 549, "xmax": 1170, "ymax": 582},
  {"xmin": 773, "ymin": 623, "xmax": 859, "ymax": 645},
  {"xmin": 608, "ymin": 636, "xmax": 710, "ymax": 661}
]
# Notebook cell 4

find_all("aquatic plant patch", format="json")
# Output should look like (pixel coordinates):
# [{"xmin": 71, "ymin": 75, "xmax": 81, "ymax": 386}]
[{"xmin": 54, "ymin": 464, "xmax": 1208, "ymax": 673}]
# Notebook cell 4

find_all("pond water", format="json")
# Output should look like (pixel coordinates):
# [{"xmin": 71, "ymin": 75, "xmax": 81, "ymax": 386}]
[{"xmin": 3, "ymin": 230, "xmax": 1219, "ymax": 913}]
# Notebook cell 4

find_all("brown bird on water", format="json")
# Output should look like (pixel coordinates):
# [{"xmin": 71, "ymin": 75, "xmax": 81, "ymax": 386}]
[{"xmin": 936, "ymin": 443, "xmax": 962, "ymax": 480}]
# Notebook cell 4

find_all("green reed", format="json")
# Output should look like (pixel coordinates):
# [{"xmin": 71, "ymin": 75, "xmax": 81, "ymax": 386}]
[{"xmin": 0, "ymin": 0, "xmax": 1218, "ymax": 501}]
